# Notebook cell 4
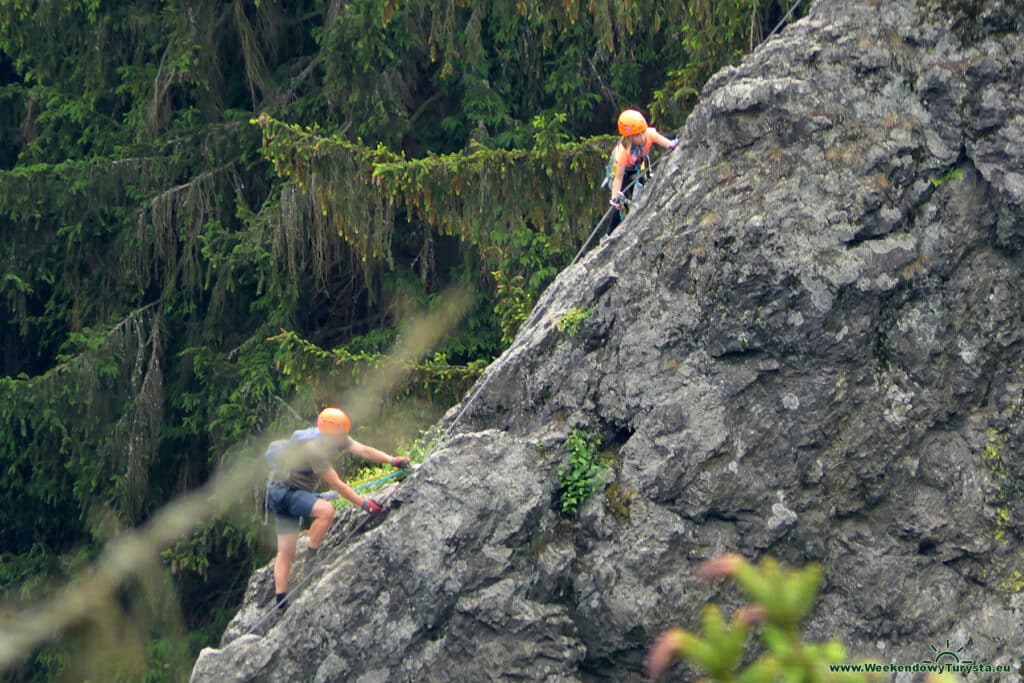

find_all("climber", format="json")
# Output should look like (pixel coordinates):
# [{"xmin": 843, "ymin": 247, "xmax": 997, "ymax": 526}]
[
  {"xmin": 265, "ymin": 407, "xmax": 411, "ymax": 609},
  {"xmin": 606, "ymin": 108, "xmax": 677, "ymax": 233}
]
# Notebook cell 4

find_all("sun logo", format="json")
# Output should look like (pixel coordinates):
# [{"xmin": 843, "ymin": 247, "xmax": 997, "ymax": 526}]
[{"xmin": 922, "ymin": 640, "xmax": 974, "ymax": 666}]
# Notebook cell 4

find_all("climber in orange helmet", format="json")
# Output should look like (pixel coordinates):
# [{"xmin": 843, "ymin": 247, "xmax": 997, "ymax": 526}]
[
  {"xmin": 264, "ymin": 407, "xmax": 411, "ymax": 610},
  {"xmin": 607, "ymin": 109, "xmax": 677, "ymax": 232}
]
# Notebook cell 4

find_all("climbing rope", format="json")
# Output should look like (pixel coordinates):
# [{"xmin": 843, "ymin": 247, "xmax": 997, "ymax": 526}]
[
  {"xmin": 439, "ymin": 150, "xmax": 673, "ymax": 441},
  {"xmin": 570, "ymin": 152, "xmax": 670, "ymax": 265},
  {"xmin": 353, "ymin": 466, "xmax": 414, "ymax": 492}
]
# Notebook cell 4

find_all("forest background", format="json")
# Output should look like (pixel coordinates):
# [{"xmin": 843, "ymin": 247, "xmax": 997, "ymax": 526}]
[{"xmin": 0, "ymin": 1, "xmax": 805, "ymax": 681}]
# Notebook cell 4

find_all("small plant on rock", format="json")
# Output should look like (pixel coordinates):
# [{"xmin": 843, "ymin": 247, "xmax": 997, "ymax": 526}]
[
  {"xmin": 557, "ymin": 306, "xmax": 594, "ymax": 336},
  {"xmin": 558, "ymin": 427, "xmax": 605, "ymax": 516}
]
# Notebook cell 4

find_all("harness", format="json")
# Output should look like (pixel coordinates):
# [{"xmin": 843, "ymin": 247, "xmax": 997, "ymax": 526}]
[{"xmin": 621, "ymin": 141, "xmax": 653, "ymax": 182}]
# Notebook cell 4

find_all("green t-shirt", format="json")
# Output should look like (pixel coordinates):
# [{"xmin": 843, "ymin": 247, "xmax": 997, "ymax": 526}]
[{"xmin": 268, "ymin": 427, "xmax": 353, "ymax": 491}]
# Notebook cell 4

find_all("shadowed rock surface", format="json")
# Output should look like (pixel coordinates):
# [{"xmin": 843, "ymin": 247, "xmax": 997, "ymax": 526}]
[{"xmin": 192, "ymin": 0, "xmax": 1024, "ymax": 680}]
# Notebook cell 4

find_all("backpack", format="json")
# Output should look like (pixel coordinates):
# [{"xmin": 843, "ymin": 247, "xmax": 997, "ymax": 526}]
[
  {"xmin": 264, "ymin": 426, "xmax": 320, "ymax": 473},
  {"xmin": 262, "ymin": 427, "xmax": 324, "ymax": 522}
]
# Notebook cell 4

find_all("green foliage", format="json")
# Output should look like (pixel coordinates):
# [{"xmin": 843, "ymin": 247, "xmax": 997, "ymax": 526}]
[
  {"xmin": 557, "ymin": 306, "xmax": 595, "ymax": 336},
  {"xmin": 492, "ymin": 271, "xmax": 533, "ymax": 345},
  {"xmin": 930, "ymin": 166, "xmax": 964, "ymax": 188},
  {"xmin": 255, "ymin": 112, "xmax": 603, "ymax": 350},
  {"xmin": 265, "ymin": 327, "xmax": 484, "ymax": 408},
  {"xmin": 255, "ymin": 112, "xmax": 611, "ymax": 258},
  {"xmin": 558, "ymin": 427, "xmax": 606, "ymax": 516},
  {"xmin": 144, "ymin": 634, "xmax": 194, "ymax": 683},
  {"xmin": 647, "ymin": 554, "xmax": 884, "ymax": 682},
  {"xmin": 310, "ymin": 0, "xmax": 692, "ymax": 148},
  {"xmin": 0, "ymin": 306, "xmax": 163, "ymax": 557},
  {"xmin": 531, "ymin": 112, "xmax": 571, "ymax": 152}
]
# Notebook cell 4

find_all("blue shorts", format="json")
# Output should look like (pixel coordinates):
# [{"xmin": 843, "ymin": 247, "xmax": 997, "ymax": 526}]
[{"xmin": 267, "ymin": 482, "xmax": 320, "ymax": 535}]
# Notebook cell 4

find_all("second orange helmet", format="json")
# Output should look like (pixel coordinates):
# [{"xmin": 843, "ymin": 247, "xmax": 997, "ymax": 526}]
[{"xmin": 617, "ymin": 109, "xmax": 648, "ymax": 136}]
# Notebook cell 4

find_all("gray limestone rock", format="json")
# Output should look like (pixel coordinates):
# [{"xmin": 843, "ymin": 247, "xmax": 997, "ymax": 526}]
[{"xmin": 193, "ymin": 1, "xmax": 1024, "ymax": 680}]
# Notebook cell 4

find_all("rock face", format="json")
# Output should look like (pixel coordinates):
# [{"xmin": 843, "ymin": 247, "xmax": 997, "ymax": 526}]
[{"xmin": 192, "ymin": 0, "xmax": 1024, "ymax": 680}]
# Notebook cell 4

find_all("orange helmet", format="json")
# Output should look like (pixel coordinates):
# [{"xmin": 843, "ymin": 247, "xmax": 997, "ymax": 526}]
[
  {"xmin": 617, "ymin": 109, "xmax": 648, "ymax": 136},
  {"xmin": 317, "ymin": 407, "xmax": 351, "ymax": 435}
]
